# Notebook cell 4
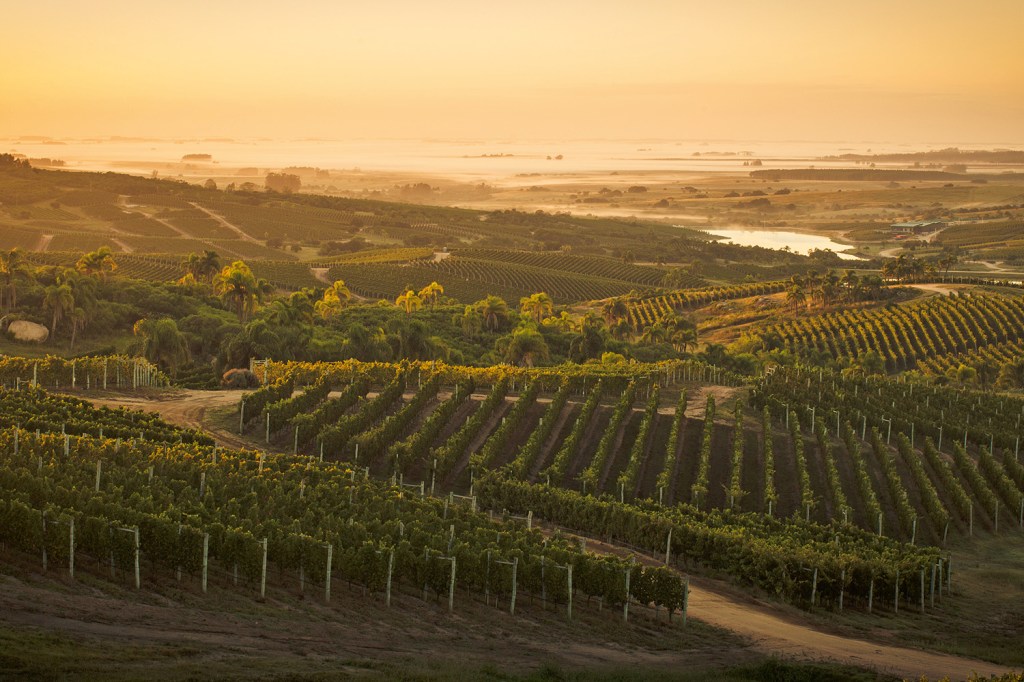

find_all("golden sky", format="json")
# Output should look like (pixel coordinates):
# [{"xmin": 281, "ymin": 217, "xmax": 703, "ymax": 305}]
[{"xmin": 3, "ymin": 0, "xmax": 1022, "ymax": 142}]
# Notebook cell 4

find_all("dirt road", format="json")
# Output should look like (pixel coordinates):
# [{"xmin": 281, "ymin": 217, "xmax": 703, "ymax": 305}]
[
  {"xmin": 559, "ymin": 533, "xmax": 1014, "ymax": 681},
  {"xmin": 86, "ymin": 389, "xmax": 251, "ymax": 450}
]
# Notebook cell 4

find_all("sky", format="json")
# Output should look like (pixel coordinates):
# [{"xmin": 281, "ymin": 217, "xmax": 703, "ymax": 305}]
[{"xmin": 2, "ymin": 0, "xmax": 1022, "ymax": 143}]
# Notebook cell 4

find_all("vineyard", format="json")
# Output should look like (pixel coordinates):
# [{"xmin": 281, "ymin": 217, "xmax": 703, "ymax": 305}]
[
  {"xmin": 0, "ymin": 385, "xmax": 691, "ymax": 622},
  {"xmin": 217, "ymin": 357, "xmax": 972, "ymax": 614},
  {"xmin": 761, "ymin": 292, "xmax": 1024, "ymax": 371},
  {"xmin": 625, "ymin": 281, "xmax": 788, "ymax": 330}
]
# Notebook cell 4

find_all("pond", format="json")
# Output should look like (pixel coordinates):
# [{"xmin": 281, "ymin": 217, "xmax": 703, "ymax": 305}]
[{"xmin": 703, "ymin": 228, "xmax": 863, "ymax": 260}]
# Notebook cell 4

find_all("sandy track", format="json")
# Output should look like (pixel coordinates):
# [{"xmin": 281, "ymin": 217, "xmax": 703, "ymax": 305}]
[
  {"xmin": 557, "ymin": 533, "xmax": 1014, "ymax": 681},
  {"xmin": 86, "ymin": 389, "xmax": 252, "ymax": 450}
]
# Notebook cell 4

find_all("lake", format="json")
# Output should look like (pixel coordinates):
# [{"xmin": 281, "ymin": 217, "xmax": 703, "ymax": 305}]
[{"xmin": 703, "ymin": 228, "xmax": 863, "ymax": 260}]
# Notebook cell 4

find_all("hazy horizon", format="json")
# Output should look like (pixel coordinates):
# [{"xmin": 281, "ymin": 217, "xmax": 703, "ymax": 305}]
[{"xmin": 3, "ymin": 0, "xmax": 1022, "ymax": 145}]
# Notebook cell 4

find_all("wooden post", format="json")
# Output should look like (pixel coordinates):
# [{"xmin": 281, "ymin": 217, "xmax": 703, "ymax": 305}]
[
  {"xmin": 265, "ymin": 412, "xmax": 271, "ymax": 444},
  {"xmin": 623, "ymin": 563, "xmax": 631, "ymax": 622},
  {"xmin": 202, "ymin": 533, "xmax": 209, "ymax": 593},
  {"xmin": 894, "ymin": 570, "xmax": 899, "ymax": 614},
  {"xmin": 95, "ymin": 460, "xmax": 102, "ymax": 492},
  {"xmin": 68, "ymin": 517, "xmax": 75, "ymax": 579},
  {"xmin": 325, "ymin": 543, "xmax": 333, "ymax": 603},
  {"xmin": 448, "ymin": 557, "xmax": 456, "ymax": 613},
  {"xmin": 260, "ymin": 538, "xmax": 268, "ymax": 599},
  {"xmin": 947, "ymin": 555, "xmax": 952, "ymax": 593},
  {"xmin": 509, "ymin": 557, "xmax": 518, "ymax": 615},
  {"xmin": 239, "ymin": 400, "xmax": 246, "ymax": 433},
  {"xmin": 810, "ymin": 567, "xmax": 818, "ymax": 607},
  {"xmin": 839, "ymin": 569, "xmax": 845, "ymax": 612},
  {"xmin": 293, "ymin": 425, "xmax": 299, "ymax": 454},
  {"xmin": 919, "ymin": 569, "xmax": 925, "ymax": 614},
  {"xmin": 877, "ymin": 511, "xmax": 883, "ymax": 537},
  {"xmin": 911, "ymin": 517, "xmax": 917, "ymax": 545},
  {"xmin": 41, "ymin": 511, "xmax": 47, "ymax": 571},
  {"xmin": 682, "ymin": 576, "xmax": 689, "ymax": 626},
  {"xmin": 133, "ymin": 527, "xmax": 141, "ymax": 590},
  {"xmin": 566, "ymin": 564, "xmax": 573, "ymax": 621},
  {"xmin": 665, "ymin": 527, "xmax": 672, "ymax": 565},
  {"xmin": 385, "ymin": 548, "xmax": 394, "ymax": 607},
  {"xmin": 929, "ymin": 563, "xmax": 936, "ymax": 609},
  {"xmin": 867, "ymin": 577, "xmax": 873, "ymax": 614}
]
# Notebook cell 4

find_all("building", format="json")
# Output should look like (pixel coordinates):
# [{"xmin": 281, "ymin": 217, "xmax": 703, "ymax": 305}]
[{"xmin": 890, "ymin": 219, "xmax": 945, "ymax": 235}]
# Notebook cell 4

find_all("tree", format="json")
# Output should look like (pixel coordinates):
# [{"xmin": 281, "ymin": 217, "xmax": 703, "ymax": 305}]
[
  {"xmin": 520, "ymin": 292, "xmax": 553, "ymax": 325},
  {"xmin": 182, "ymin": 250, "xmax": 221, "ymax": 286},
  {"xmin": 475, "ymin": 295, "xmax": 509, "ymax": 332},
  {"xmin": 43, "ymin": 283, "xmax": 74, "ymax": 339},
  {"xmin": 68, "ymin": 307, "xmax": 87, "ymax": 351},
  {"xmin": 395, "ymin": 288, "xmax": 422, "ymax": 314},
  {"xmin": 601, "ymin": 298, "xmax": 628, "ymax": 326},
  {"xmin": 133, "ymin": 318, "xmax": 190, "ymax": 375},
  {"xmin": 265, "ymin": 173, "xmax": 301, "ymax": 193},
  {"xmin": 215, "ymin": 261, "xmax": 260, "ymax": 321},
  {"xmin": 0, "ymin": 248, "xmax": 33, "ymax": 311},
  {"xmin": 938, "ymin": 253, "xmax": 958, "ymax": 280},
  {"xmin": 76, "ymin": 246, "xmax": 118, "ymax": 281},
  {"xmin": 503, "ymin": 328, "xmax": 550, "ymax": 367},
  {"xmin": 315, "ymin": 280, "xmax": 351, "ymax": 319},
  {"xmin": 204, "ymin": 179, "xmax": 217, "ymax": 190},
  {"xmin": 417, "ymin": 281, "xmax": 444, "ymax": 307},
  {"xmin": 786, "ymin": 284, "xmax": 806, "ymax": 316}
]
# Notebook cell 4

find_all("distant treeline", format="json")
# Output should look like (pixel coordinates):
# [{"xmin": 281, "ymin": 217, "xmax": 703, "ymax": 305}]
[
  {"xmin": 821, "ymin": 148, "xmax": 1024, "ymax": 164},
  {"xmin": 750, "ymin": 169, "xmax": 972, "ymax": 182}
]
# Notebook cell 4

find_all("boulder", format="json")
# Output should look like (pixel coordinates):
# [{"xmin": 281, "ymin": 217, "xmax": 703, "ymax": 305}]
[
  {"xmin": 221, "ymin": 368, "xmax": 260, "ymax": 389},
  {"xmin": 7, "ymin": 320, "xmax": 49, "ymax": 343}
]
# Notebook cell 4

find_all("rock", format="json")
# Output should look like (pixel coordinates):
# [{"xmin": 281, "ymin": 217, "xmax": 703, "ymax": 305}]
[
  {"xmin": 7, "ymin": 320, "xmax": 49, "ymax": 343},
  {"xmin": 221, "ymin": 368, "xmax": 260, "ymax": 389}
]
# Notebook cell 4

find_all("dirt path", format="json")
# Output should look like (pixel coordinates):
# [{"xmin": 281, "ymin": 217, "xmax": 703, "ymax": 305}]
[
  {"xmin": 910, "ymin": 282, "xmax": 964, "ymax": 296},
  {"xmin": 189, "ymin": 202, "xmax": 260, "ymax": 243},
  {"xmin": 555, "ymin": 532, "xmax": 1014, "ymax": 681},
  {"xmin": 84, "ymin": 389, "xmax": 251, "ymax": 450},
  {"xmin": 35, "ymin": 233, "xmax": 53, "ymax": 252}
]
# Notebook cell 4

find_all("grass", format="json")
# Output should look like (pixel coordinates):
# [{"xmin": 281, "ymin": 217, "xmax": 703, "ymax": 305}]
[{"xmin": 0, "ymin": 624, "xmax": 894, "ymax": 682}]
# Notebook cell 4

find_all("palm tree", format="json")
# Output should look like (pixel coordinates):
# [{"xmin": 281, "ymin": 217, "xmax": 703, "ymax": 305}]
[
  {"xmin": 395, "ymin": 288, "xmax": 423, "ymax": 314},
  {"xmin": 68, "ymin": 307, "xmax": 87, "ymax": 351},
  {"xmin": 315, "ymin": 280, "xmax": 351, "ymax": 319},
  {"xmin": 475, "ymin": 295, "xmax": 509, "ymax": 332},
  {"xmin": 215, "ymin": 261, "xmax": 259, "ymax": 321},
  {"xmin": 503, "ymin": 328, "xmax": 550, "ymax": 367},
  {"xmin": 43, "ymin": 283, "xmax": 74, "ymax": 339},
  {"xmin": 786, "ymin": 284, "xmax": 806, "ymax": 316},
  {"xmin": 133, "ymin": 318, "xmax": 190, "ymax": 376},
  {"xmin": 418, "ymin": 281, "xmax": 444, "ymax": 307},
  {"xmin": 0, "ymin": 248, "xmax": 33, "ymax": 311},
  {"xmin": 76, "ymin": 246, "xmax": 118, "ymax": 281},
  {"xmin": 199, "ymin": 250, "xmax": 221, "ymax": 282},
  {"xmin": 601, "ymin": 298, "xmax": 628, "ymax": 325},
  {"xmin": 520, "ymin": 292, "xmax": 553, "ymax": 325}
]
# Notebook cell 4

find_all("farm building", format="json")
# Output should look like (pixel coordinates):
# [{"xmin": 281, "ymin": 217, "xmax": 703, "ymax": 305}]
[{"xmin": 890, "ymin": 219, "xmax": 945, "ymax": 235}]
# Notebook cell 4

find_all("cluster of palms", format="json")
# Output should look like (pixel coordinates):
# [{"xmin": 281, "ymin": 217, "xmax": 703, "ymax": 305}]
[
  {"xmin": 1, "ymin": 247, "xmax": 118, "ymax": 349},
  {"xmin": 784, "ymin": 269, "xmax": 884, "ymax": 316},
  {"xmin": 394, "ymin": 281, "xmax": 444, "ymax": 314},
  {"xmin": 880, "ymin": 252, "xmax": 958, "ymax": 282}
]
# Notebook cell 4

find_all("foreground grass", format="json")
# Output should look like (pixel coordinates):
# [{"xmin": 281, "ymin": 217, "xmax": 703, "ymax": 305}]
[{"xmin": 0, "ymin": 624, "xmax": 893, "ymax": 682}]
